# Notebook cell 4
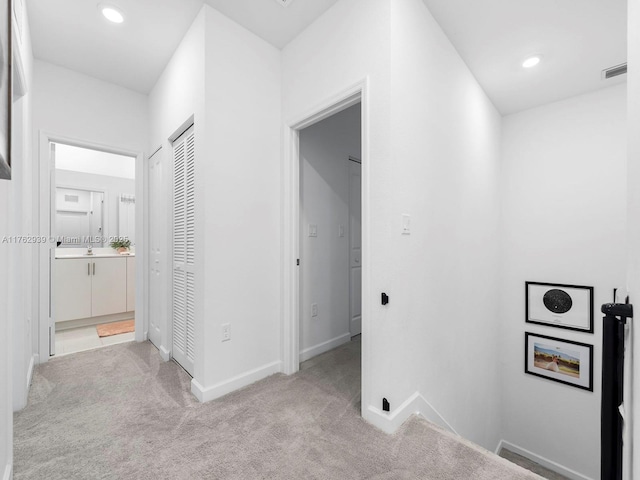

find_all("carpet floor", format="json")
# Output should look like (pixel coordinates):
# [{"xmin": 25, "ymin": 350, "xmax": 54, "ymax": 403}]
[{"xmin": 14, "ymin": 340, "xmax": 543, "ymax": 480}]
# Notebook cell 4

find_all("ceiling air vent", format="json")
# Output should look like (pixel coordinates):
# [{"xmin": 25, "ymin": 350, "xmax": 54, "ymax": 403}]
[
  {"xmin": 273, "ymin": 0, "xmax": 295, "ymax": 7},
  {"xmin": 602, "ymin": 63, "xmax": 627, "ymax": 80}
]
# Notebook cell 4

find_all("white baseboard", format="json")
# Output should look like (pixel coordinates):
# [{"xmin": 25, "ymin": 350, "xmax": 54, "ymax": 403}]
[
  {"xmin": 3, "ymin": 463, "xmax": 12, "ymax": 480},
  {"xmin": 364, "ymin": 391, "xmax": 458, "ymax": 436},
  {"xmin": 27, "ymin": 354, "xmax": 35, "ymax": 388},
  {"xmin": 496, "ymin": 440, "xmax": 593, "ymax": 480},
  {"xmin": 299, "ymin": 333, "xmax": 351, "ymax": 362},
  {"xmin": 55, "ymin": 312, "xmax": 134, "ymax": 331},
  {"xmin": 158, "ymin": 345, "xmax": 171, "ymax": 362},
  {"xmin": 191, "ymin": 360, "xmax": 282, "ymax": 403}
]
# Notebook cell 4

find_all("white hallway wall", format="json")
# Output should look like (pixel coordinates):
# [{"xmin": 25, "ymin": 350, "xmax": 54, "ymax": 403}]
[
  {"xmin": 500, "ymin": 84, "xmax": 628, "ymax": 479},
  {"xmin": 32, "ymin": 59, "xmax": 149, "ymax": 356},
  {"xmin": 148, "ymin": 8, "xmax": 205, "ymax": 367},
  {"xmin": 148, "ymin": 5, "xmax": 282, "ymax": 399},
  {"xmin": 11, "ymin": 1, "xmax": 35, "ymax": 420},
  {"xmin": 626, "ymin": 0, "xmax": 640, "ymax": 478},
  {"xmin": 284, "ymin": 0, "xmax": 503, "ymax": 448},
  {"xmin": 389, "ymin": 0, "xmax": 502, "ymax": 447},
  {"xmin": 0, "ymin": 185, "xmax": 12, "ymax": 480},
  {"xmin": 200, "ymin": 6, "xmax": 282, "ymax": 396},
  {"xmin": 299, "ymin": 103, "xmax": 361, "ymax": 360}
]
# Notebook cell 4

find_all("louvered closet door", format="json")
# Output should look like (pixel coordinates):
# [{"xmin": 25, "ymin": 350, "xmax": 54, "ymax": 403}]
[{"xmin": 172, "ymin": 126, "xmax": 196, "ymax": 376}]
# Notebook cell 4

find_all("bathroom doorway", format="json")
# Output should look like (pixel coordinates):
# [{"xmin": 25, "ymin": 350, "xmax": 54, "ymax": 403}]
[{"xmin": 41, "ymin": 139, "xmax": 142, "ymax": 358}]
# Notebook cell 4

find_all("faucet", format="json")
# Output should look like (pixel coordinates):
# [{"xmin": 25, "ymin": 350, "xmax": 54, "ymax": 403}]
[{"xmin": 87, "ymin": 245, "xmax": 93, "ymax": 256}]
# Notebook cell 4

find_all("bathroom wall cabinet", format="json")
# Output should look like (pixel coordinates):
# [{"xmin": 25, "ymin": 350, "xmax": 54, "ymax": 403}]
[{"xmin": 54, "ymin": 256, "xmax": 135, "ymax": 322}]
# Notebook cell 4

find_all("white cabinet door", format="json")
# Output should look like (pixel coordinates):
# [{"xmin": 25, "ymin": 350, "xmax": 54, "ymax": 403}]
[
  {"xmin": 54, "ymin": 259, "xmax": 92, "ymax": 322},
  {"xmin": 91, "ymin": 257, "xmax": 127, "ymax": 317},
  {"xmin": 126, "ymin": 257, "xmax": 136, "ymax": 312}
]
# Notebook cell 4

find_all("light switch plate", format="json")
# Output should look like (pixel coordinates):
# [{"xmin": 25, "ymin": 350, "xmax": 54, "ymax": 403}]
[
  {"xmin": 402, "ymin": 214, "xmax": 411, "ymax": 235},
  {"xmin": 311, "ymin": 303, "xmax": 318, "ymax": 317},
  {"xmin": 338, "ymin": 225, "xmax": 345, "ymax": 237},
  {"xmin": 308, "ymin": 224, "xmax": 318, "ymax": 237}
]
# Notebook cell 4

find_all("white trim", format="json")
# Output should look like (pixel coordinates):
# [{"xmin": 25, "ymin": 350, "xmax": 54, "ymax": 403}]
[
  {"xmin": 496, "ymin": 440, "xmax": 594, "ymax": 480},
  {"xmin": 364, "ymin": 391, "xmax": 459, "ymax": 436},
  {"xmin": 282, "ymin": 79, "xmax": 371, "ymax": 422},
  {"xmin": 299, "ymin": 333, "xmax": 351, "ymax": 362},
  {"xmin": 37, "ymin": 132, "xmax": 145, "ymax": 363},
  {"xmin": 190, "ymin": 361, "xmax": 282, "ymax": 403},
  {"xmin": 54, "ymin": 312, "xmax": 134, "ymax": 331},
  {"xmin": 158, "ymin": 345, "xmax": 171, "ymax": 362},
  {"xmin": 3, "ymin": 464, "xmax": 12, "ymax": 480},
  {"xmin": 26, "ymin": 354, "xmax": 35, "ymax": 388}
]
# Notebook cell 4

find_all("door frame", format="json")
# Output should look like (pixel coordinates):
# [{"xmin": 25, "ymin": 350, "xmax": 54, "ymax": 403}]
[
  {"xmin": 37, "ymin": 131, "xmax": 145, "ymax": 362},
  {"xmin": 282, "ymin": 79, "xmax": 371, "ymax": 417}
]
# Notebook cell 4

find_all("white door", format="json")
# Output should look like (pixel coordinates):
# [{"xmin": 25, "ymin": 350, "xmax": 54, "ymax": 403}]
[
  {"xmin": 54, "ymin": 259, "xmax": 92, "ymax": 322},
  {"xmin": 148, "ymin": 149, "xmax": 163, "ymax": 349},
  {"xmin": 172, "ymin": 126, "xmax": 196, "ymax": 376},
  {"xmin": 91, "ymin": 257, "xmax": 127, "ymax": 317},
  {"xmin": 349, "ymin": 158, "xmax": 362, "ymax": 336}
]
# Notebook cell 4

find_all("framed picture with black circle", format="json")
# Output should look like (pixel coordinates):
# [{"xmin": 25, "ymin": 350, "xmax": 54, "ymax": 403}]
[{"xmin": 525, "ymin": 282, "xmax": 594, "ymax": 333}]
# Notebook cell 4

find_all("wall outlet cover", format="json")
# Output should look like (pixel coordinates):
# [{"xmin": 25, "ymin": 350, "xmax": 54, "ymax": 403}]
[{"xmin": 222, "ymin": 323, "xmax": 231, "ymax": 342}]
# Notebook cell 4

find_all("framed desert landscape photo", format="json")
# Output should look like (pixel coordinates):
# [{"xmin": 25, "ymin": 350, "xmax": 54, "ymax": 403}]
[
  {"xmin": 0, "ymin": 0, "xmax": 11, "ymax": 180},
  {"xmin": 525, "ymin": 281, "xmax": 593, "ymax": 333},
  {"xmin": 525, "ymin": 332, "xmax": 593, "ymax": 391}
]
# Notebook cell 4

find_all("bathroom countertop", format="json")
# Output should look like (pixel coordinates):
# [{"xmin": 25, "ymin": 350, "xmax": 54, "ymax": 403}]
[{"xmin": 55, "ymin": 253, "xmax": 135, "ymax": 259}]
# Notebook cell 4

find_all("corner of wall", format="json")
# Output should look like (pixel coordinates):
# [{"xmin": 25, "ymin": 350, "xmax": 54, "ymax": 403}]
[
  {"xmin": 363, "ymin": 391, "xmax": 458, "ymax": 436},
  {"xmin": 190, "ymin": 361, "xmax": 282, "ymax": 403}
]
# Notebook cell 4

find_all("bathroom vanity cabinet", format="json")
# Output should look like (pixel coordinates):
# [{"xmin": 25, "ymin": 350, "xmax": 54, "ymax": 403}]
[{"xmin": 54, "ymin": 255, "xmax": 136, "ymax": 322}]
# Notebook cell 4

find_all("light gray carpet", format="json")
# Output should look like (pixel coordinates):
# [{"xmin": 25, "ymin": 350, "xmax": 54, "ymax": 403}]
[{"xmin": 15, "ymin": 339, "xmax": 543, "ymax": 479}]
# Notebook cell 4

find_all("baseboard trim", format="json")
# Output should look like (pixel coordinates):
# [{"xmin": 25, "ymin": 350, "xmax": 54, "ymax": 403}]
[
  {"xmin": 496, "ymin": 440, "xmax": 593, "ymax": 480},
  {"xmin": 27, "ymin": 354, "xmax": 35, "ymax": 387},
  {"xmin": 364, "ymin": 391, "xmax": 458, "ymax": 436},
  {"xmin": 158, "ymin": 345, "xmax": 171, "ymax": 362},
  {"xmin": 191, "ymin": 360, "xmax": 282, "ymax": 403},
  {"xmin": 299, "ymin": 333, "xmax": 351, "ymax": 362},
  {"xmin": 55, "ymin": 312, "xmax": 134, "ymax": 331},
  {"xmin": 3, "ymin": 463, "xmax": 12, "ymax": 480}
]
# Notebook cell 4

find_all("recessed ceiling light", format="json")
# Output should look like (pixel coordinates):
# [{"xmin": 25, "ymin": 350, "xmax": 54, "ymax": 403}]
[
  {"xmin": 522, "ymin": 55, "xmax": 542, "ymax": 69},
  {"xmin": 99, "ymin": 4, "xmax": 124, "ymax": 24}
]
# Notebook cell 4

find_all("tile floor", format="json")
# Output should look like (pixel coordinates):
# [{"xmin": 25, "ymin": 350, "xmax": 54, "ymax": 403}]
[{"xmin": 54, "ymin": 325, "xmax": 135, "ymax": 357}]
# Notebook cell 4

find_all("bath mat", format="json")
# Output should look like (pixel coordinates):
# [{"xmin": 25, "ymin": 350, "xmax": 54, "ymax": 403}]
[{"xmin": 96, "ymin": 319, "xmax": 135, "ymax": 337}]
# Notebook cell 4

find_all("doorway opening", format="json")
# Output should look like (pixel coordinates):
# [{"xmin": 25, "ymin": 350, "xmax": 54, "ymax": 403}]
[
  {"xmin": 44, "ymin": 141, "xmax": 140, "ymax": 358},
  {"xmin": 298, "ymin": 103, "xmax": 362, "ymax": 367},
  {"xmin": 282, "ymin": 82, "xmax": 369, "ymax": 416}
]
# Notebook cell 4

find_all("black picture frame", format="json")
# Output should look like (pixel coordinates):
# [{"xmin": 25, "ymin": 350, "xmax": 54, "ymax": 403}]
[
  {"xmin": 525, "ymin": 281, "xmax": 594, "ymax": 333},
  {"xmin": 0, "ymin": 0, "xmax": 11, "ymax": 180},
  {"xmin": 525, "ymin": 332, "xmax": 593, "ymax": 391}
]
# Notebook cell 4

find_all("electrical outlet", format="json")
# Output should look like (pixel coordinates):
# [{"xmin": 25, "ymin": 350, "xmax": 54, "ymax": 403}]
[
  {"xmin": 311, "ymin": 303, "xmax": 318, "ymax": 318},
  {"xmin": 222, "ymin": 323, "xmax": 231, "ymax": 342}
]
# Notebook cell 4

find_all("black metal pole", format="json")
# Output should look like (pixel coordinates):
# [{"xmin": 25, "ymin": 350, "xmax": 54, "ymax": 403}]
[{"xmin": 601, "ymin": 303, "xmax": 632, "ymax": 480}]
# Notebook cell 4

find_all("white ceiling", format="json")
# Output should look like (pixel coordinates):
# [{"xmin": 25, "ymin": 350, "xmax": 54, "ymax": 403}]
[
  {"xmin": 26, "ymin": 0, "xmax": 204, "ymax": 94},
  {"xmin": 422, "ymin": 0, "xmax": 628, "ymax": 115},
  {"xmin": 203, "ymin": 0, "xmax": 340, "ymax": 49},
  {"xmin": 26, "ymin": 0, "xmax": 628, "ymax": 113}
]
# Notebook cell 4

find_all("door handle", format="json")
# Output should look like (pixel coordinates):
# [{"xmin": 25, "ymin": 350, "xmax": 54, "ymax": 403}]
[
  {"xmin": 88, "ymin": 263, "xmax": 91, "ymax": 276},
  {"xmin": 93, "ymin": 263, "xmax": 96, "ymax": 275}
]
